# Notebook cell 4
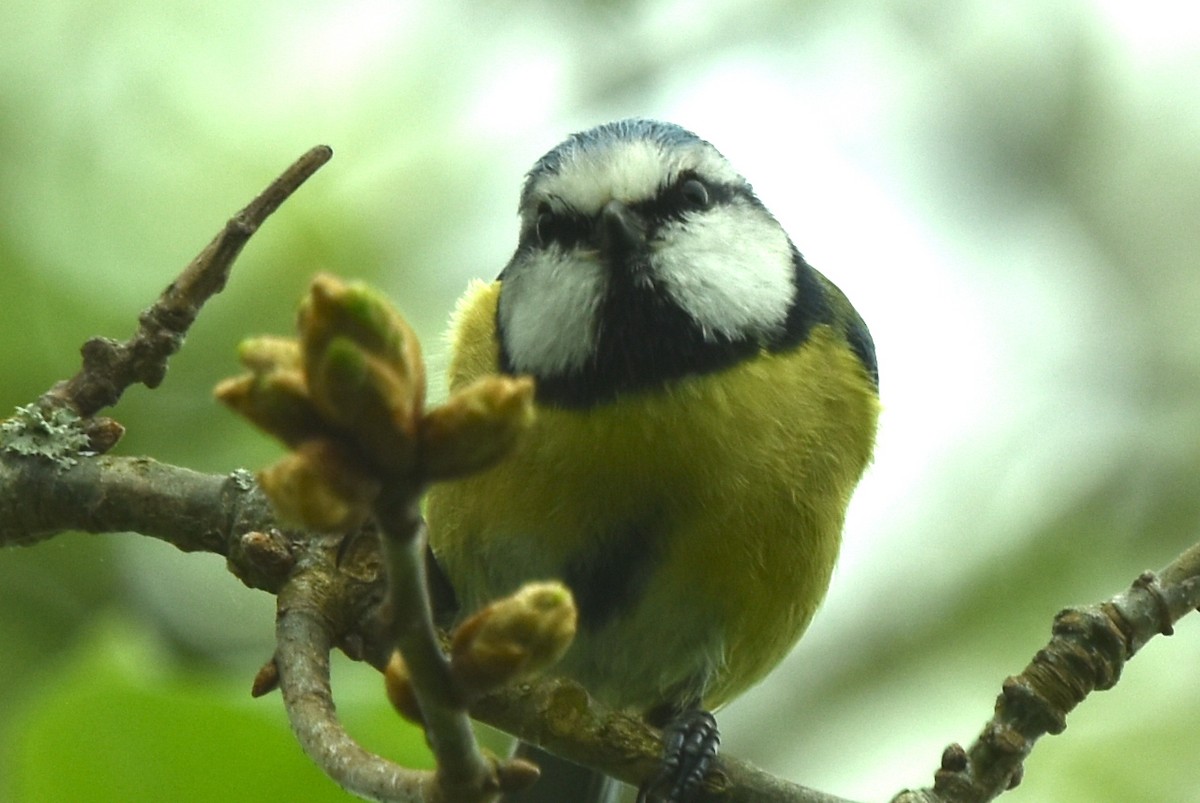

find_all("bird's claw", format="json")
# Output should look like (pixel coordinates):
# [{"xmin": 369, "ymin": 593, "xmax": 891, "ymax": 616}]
[{"xmin": 637, "ymin": 709, "xmax": 719, "ymax": 803}]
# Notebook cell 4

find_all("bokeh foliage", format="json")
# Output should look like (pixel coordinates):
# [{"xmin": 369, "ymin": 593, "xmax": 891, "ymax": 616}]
[{"xmin": 2, "ymin": 1, "xmax": 1199, "ymax": 801}]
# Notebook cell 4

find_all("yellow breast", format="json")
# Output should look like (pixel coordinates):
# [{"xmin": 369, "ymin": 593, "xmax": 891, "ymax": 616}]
[{"xmin": 425, "ymin": 280, "xmax": 879, "ymax": 711}]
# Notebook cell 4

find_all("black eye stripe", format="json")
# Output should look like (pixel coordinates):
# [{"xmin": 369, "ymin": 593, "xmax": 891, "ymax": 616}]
[
  {"xmin": 522, "ymin": 178, "xmax": 748, "ymax": 251},
  {"xmin": 632, "ymin": 177, "xmax": 740, "ymax": 224},
  {"xmin": 526, "ymin": 208, "xmax": 592, "ymax": 250}
]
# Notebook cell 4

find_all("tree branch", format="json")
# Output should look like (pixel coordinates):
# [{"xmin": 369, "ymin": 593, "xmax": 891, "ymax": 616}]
[
  {"xmin": 471, "ymin": 676, "xmax": 860, "ymax": 803},
  {"xmin": 0, "ymin": 451, "xmax": 262, "ymax": 555},
  {"xmin": 4, "ymin": 145, "xmax": 1200, "ymax": 803},
  {"xmin": 0, "ymin": 445, "xmax": 863, "ymax": 803},
  {"xmin": 38, "ymin": 144, "xmax": 333, "ymax": 424},
  {"xmin": 7, "ymin": 386, "xmax": 1200, "ymax": 803},
  {"xmin": 276, "ymin": 553, "xmax": 435, "ymax": 803},
  {"xmin": 894, "ymin": 542, "xmax": 1200, "ymax": 803},
  {"xmin": 373, "ymin": 495, "xmax": 498, "ymax": 798}
]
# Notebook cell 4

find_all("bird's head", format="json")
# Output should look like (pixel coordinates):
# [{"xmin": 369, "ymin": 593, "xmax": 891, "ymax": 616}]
[{"xmin": 496, "ymin": 119, "xmax": 824, "ymax": 407}]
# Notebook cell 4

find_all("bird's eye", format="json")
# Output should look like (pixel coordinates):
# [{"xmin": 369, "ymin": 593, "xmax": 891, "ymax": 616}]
[
  {"xmin": 531, "ymin": 201, "xmax": 589, "ymax": 247},
  {"xmin": 679, "ymin": 177, "xmax": 711, "ymax": 210},
  {"xmin": 534, "ymin": 203, "xmax": 554, "ymax": 245}
]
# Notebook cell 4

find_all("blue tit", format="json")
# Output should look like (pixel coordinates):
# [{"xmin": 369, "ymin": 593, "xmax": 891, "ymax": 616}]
[{"xmin": 425, "ymin": 118, "xmax": 879, "ymax": 802}]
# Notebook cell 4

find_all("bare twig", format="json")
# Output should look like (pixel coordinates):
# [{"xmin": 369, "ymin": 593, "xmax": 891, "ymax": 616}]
[
  {"xmin": 277, "ymin": 559, "xmax": 435, "ymax": 803},
  {"xmin": 7, "ymin": 444, "xmax": 1200, "ymax": 802},
  {"xmin": 5, "ymin": 143, "xmax": 1200, "ymax": 803},
  {"xmin": 215, "ymin": 270, "xmax": 540, "ymax": 801},
  {"xmin": 472, "ymin": 677, "xmax": 861, "ymax": 803},
  {"xmin": 268, "ymin": 483, "xmax": 509, "ymax": 803},
  {"xmin": 39, "ymin": 145, "xmax": 333, "ymax": 424},
  {"xmin": 0, "ymin": 452, "xmax": 273, "ymax": 562},
  {"xmin": 373, "ymin": 492, "xmax": 500, "ymax": 801},
  {"xmin": 894, "ymin": 542, "xmax": 1200, "ymax": 803}
]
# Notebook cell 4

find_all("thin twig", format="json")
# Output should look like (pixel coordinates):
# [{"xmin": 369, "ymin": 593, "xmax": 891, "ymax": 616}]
[
  {"xmin": 39, "ymin": 145, "xmax": 333, "ymax": 421},
  {"xmin": 6, "ymin": 141, "xmax": 1200, "ymax": 803},
  {"xmin": 276, "ymin": 562, "xmax": 435, "ymax": 803},
  {"xmin": 374, "ymin": 491, "xmax": 499, "ymax": 801},
  {"xmin": 8, "ymin": 443, "xmax": 1200, "ymax": 802},
  {"xmin": 894, "ymin": 541, "xmax": 1200, "ymax": 803},
  {"xmin": 472, "ymin": 677, "xmax": 862, "ymax": 803}
]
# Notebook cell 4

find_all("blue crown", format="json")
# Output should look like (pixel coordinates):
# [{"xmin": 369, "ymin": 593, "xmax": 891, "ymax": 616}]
[{"xmin": 524, "ymin": 118, "xmax": 712, "ymax": 189}]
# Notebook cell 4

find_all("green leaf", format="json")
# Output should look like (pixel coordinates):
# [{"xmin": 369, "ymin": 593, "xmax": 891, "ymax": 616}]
[{"xmin": 2, "ymin": 620, "xmax": 433, "ymax": 802}]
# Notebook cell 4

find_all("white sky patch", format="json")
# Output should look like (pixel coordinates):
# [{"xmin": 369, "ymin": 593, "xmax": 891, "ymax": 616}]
[
  {"xmin": 270, "ymin": 0, "xmax": 421, "ymax": 94},
  {"xmin": 464, "ymin": 47, "xmax": 565, "ymax": 137},
  {"xmin": 1091, "ymin": 0, "xmax": 1200, "ymax": 66}
]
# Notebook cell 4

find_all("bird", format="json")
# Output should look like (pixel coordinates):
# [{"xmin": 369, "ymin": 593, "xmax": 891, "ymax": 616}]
[{"xmin": 424, "ymin": 118, "xmax": 880, "ymax": 802}]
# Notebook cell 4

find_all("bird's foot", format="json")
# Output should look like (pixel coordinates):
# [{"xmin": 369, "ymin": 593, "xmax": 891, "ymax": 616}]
[{"xmin": 636, "ymin": 709, "xmax": 719, "ymax": 803}]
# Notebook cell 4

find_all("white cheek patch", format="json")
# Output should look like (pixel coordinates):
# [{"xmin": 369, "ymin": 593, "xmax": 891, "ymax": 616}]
[
  {"xmin": 652, "ymin": 199, "xmax": 796, "ymax": 340},
  {"xmin": 498, "ymin": 247, "xmax": 607, "ymax": 376},
  {"xmin": 533, "ymin": 140, "xmax": 741, "ymax": 215}
]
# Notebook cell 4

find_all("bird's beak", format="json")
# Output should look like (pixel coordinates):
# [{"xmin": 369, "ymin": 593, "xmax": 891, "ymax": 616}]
[{"xmin": 596, "ymin": 199, "xmax": 646, "ymax": 255}]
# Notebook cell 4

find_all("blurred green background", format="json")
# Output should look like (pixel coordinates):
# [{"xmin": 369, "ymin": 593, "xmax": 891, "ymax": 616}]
[{"xmin": 2, "ymin": 1, "xmax": 1199, "ymax": 801}]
